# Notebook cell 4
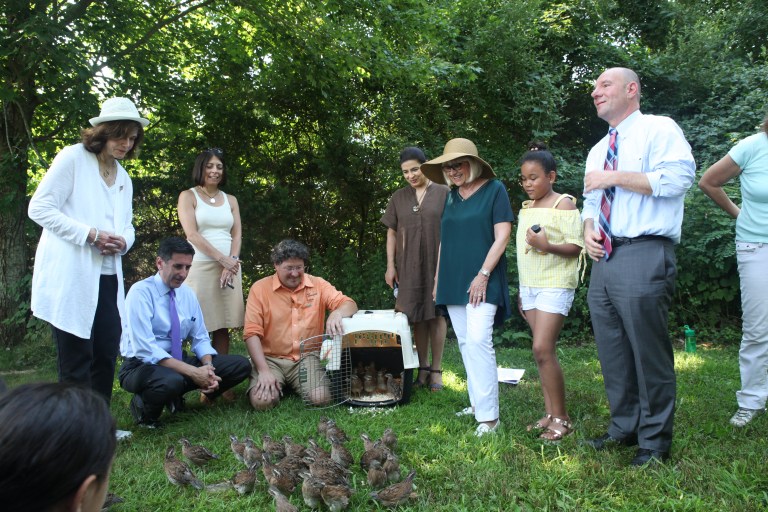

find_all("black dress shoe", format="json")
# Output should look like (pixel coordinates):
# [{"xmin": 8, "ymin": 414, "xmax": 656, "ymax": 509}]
[
  {"xmin": 130, "ymin": 394, "xmax": 162, "ymax": 428},
  {"xmin": 583, "ymin": 432, "xmax": 638, "ymax": 450},
  {"xmin": 630, "ymin": 448, "xmax": 669, "ymax": 467}
]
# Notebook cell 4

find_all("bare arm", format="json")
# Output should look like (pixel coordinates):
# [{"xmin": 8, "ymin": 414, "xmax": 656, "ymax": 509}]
[
  {"xmin": 469, "ymin": 221, "xmax": 512, "ymax": 307},
  {"xmin": 526, "ymin": 198, "xmax": 582, "ymax": 257},
  {"xmin": 584, "ymin": 170, "xmax": 652, "ymax": 195},
  {"xmin": 385, "ymin": 228, "xmax": 397, "ymax": 288},
  {"xmin": 699, "ymin": 154, "xmax": 742, "ymax": 219}
]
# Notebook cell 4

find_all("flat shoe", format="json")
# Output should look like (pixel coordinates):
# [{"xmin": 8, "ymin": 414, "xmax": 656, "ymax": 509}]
[
  {"xmin": 456, "ymin": 406, "xmax": 474, "ymax": 417},
  {"xmin": 538, "ymin": 417, "xmax": 574, "ymax": 443},
  {"xmin": 429, "ymin": 369, "xmax": 443, "ymax": 392},
  {"xmin": 526, "ymin": 413, "xmax": 552, "ymax": 432},
  {"xmin": 475, "ymin": 420, "xmax": 500, "ymax": 437}
]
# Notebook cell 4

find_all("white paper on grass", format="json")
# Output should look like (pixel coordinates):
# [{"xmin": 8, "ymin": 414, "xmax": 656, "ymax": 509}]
[{"xmin": 497, "ymin": 367, "xmax": 525, "ymax": 384}]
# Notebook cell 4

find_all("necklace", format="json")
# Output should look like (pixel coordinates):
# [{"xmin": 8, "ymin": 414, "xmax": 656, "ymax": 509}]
[
  {"xmin": 98, "ymin": 156, "xmax": 117, "ymax": 184},
  {"xmin": 413, "ymin": 182, "xmax": 431, "ymax": 212},
  {"xmin": 197, "ymin": 186, "xmax": 219, "ymax": 203}
]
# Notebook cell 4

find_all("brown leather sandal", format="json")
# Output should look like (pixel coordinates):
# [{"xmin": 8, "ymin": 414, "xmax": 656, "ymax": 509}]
[
  {"xmin": 526, "ymin": 413, "xmax": 552, "ymax": 432},
  {"xmin": 539, "ymin": 417, "xmax": 574, "ymax": 442},
  {"xmin": 429, "ymin": 369, "xmax": 443, "ymax": 392}
]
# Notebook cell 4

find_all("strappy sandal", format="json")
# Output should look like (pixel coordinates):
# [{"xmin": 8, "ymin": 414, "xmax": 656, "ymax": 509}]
[
  {"xmin": 539, "ymin": 417, "xmax": 574, "ymax": 443},
  {"xmin": 413, "ymin": 367, "xmax": 430, "ymax": 388},
  {"xmin": 526, "ymin": 413, "xmax": 552, "ymax": 432},
  {"xmin": 429, "ymin": 369, "xmax": 443, "ymax": 392}
]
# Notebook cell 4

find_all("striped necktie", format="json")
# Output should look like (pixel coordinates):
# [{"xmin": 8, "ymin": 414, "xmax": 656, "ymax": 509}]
[{"xmin": 598, "ymin": 128, "xmax": 618, "ymax": 258}]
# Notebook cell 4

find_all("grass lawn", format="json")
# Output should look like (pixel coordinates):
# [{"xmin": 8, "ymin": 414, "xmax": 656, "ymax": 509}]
[{"xmin": 2, "ymin": 337, "xmax": 766, "ymax": 511}]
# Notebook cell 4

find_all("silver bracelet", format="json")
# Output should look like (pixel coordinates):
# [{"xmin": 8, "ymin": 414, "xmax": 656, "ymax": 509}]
[{"xmin": 89, "ymin": 228, "xmax": 99, "ymax": 246}]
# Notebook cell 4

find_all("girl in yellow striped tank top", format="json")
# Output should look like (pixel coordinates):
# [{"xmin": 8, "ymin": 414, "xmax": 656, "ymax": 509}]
[{"xmin": 516, "ymin": 143, "xmax": 583, "ymax": 442}]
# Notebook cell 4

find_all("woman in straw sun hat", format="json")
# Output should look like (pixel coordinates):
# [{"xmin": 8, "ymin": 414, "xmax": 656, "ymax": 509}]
[
  {"xmin": 29, "ymin": 97, "xmax": 148, "ymax": 422},
  {"xmin": 421, "ymin": 138, "xmax": 514, "ymax": 437}
]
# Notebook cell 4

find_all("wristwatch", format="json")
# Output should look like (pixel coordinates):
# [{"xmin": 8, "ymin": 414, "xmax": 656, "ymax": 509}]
[{"xmin": 479, "ymin": 268, "xmax": 490, "ymax": 277}]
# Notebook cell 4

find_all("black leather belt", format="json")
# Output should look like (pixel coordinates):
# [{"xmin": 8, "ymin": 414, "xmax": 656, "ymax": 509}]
[{"xmin": 612, "ymin": 235, "xmax": 671, "ymax": 248}]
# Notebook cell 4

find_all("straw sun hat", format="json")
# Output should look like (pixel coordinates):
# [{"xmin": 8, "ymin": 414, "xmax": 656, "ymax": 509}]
[
  {"xmin": 89, "ymin": 97, "xmax": 149, "ymax": 127},
  {"xmin": 420, "ymin": 138, "xmax": 495, "ymax": 185}
]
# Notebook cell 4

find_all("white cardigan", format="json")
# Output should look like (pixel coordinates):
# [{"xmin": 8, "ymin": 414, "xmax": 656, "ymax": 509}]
[{"xmin": 29, "ymin": 144, "xmax": 135, "ymax": 339}]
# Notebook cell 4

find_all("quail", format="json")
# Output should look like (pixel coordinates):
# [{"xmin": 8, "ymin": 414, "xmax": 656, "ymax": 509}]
[
  {"xmin": 269, "ymin": 485, "xmax": 299, "ymax": 512},
  {"xmin": 304, "ymin": 456, "xmax": 350, "ymax": 485},
  {"xmin": 307, "ymin": 438, "xmax": 331, "ymax": 459},
  {"xmin": 231, "ymin": 467, "xmax": 257, "ymax": 495},
  {"xmin": 230, "ymin": 435, "xmax": 246, "ymax": 463},
  {"xmin": 363, "ymin": 374, "xmax": 376, "ymax": 395},
  {"xmin": 263, "ymin": 433, "xmax": 286, "ymax": 461},
  {"xmin": 383, "ymin": 452, "xmax": 401, "ymax": 483},
  {"xmin": 329, "ymin": 435, "xmax": 353, "ymax": 468},
  {"xmin": 367, "ymin": 459, "xmax": 388, "ymax": 489},
  {"xmin": 380, "ymin": 428, "xmax": 398, "ymax": 451},
  {"xmin": 163, "ymin": 445, "xmax": 204, "ymax": 490},
  {"xmin": 370, "ymin": 469, "xmax": 416, "ymax": 508},
  {"xmin": 269, "ymin": 467, "xmax": 298, "ymax": 495},
  {"xmin": 283, "ymin": 435, "xmax": 307, "ymax": 458},
  {"xmin": 350, "ymin": 374, "xmax": 363, "ymax": 398},
  {"xmin": 101, "ymin": 492, "xmax": 124, "ymax": 511},
  {"xmin": 355, "ymin": 360, "xmax": 365, "ymax": 379},
  {"xmin": 325, "ymin": 420, "xmax": 349, "ymax": 443},
  {"xmin": 262, "ymin": 452, "xmax": 278, "ymax": 482},
  {"xmin": 276, "ymin": 454, "xmax": 309, "ymax": 482},
  {"xmin": 179, "ymin": 437, "xmax": 220, "ymax": 466},
  {"xmin": 321, "ymin": 483, "xmax": 353, "ymax": 512},
  {"xmin": 385, "ymin": 373, "xmax": 402, "ymax": 400},
  {"xmin": 299, "ymin": 470, "xmax": 325, "ymax": 509},
  {"xmin": 317, "ymin": 416, "xmax": 332, "ymax": 436},
  {"xmin": 376, "ymin": 370, "xmax": 388, "ymax": 394},
  {"xmin": 243, "ymin": 436, "xmax": 264, "ymax": 469},
  {"xmin": 359, "ymin": 434, "xmax": 388, "ymax": 470}
]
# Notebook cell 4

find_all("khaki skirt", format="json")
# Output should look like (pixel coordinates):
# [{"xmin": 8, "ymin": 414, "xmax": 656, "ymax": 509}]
[{"xmin": 184, "ymin": 260, "xmax": 244, "ymax": 332}]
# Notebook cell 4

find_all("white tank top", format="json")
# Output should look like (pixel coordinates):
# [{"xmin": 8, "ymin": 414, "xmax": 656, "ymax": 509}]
[{"xmin": 189, "ymin": 188, "xmax": 234, "ymax": 261}]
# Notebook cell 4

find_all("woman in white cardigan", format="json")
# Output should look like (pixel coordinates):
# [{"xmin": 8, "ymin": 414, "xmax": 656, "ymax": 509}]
[{"xmin": 29, "ymin": 97, "xmax": 148, "ymax": 405}]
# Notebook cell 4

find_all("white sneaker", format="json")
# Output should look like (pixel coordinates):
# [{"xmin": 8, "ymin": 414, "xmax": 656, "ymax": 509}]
[
  {"xmin": 475, "ymin": 421, "xmax": 500, "ymax": 437},
  {"xmin": 455, "ymin": 406, "xmax": 474, "ymax": 417},
  {"xmin": 729, "ymin": 407, "xmax": 765, "ymax": 427},
  {"xmin": 115, "ymin": 429, "xmax": 133, "ymax": 441}
]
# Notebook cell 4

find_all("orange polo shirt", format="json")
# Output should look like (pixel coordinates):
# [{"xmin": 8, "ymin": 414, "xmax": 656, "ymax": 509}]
[{"xmin": 244, "ymin": 273, "xmax": 355, "ymax": 361}]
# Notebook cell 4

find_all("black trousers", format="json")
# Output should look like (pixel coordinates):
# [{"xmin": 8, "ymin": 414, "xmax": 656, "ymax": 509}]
[
  {"xmin": 118, "ymin": 352, "xmax": 251, "ymax": 422},
  {"xmin": 52, "ymin": 274, "xmax": 121, "ymax": 403}
]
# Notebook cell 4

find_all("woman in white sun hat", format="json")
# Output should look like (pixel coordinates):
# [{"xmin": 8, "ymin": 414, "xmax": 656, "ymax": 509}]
[
  {"xmin": 29, "ymin": 97, "xmax": 148, "ymax": 413},
  {"xmin": 420, "ymin": 138, "xmax": 514, "ymax": 437}
]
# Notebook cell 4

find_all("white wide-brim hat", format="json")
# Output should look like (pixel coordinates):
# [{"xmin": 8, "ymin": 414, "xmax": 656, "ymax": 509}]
[
  {"xmin": 420, "ymin": 138, "xmax": 494, "ymax": 184},
  {"xmin": 89, "ymin": 97, "xmax": 149, "ymax": 127}
]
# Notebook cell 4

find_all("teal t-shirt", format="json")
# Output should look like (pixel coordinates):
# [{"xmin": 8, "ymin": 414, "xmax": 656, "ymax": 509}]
[
  {"xmin": 729, "ymin": 132, "xmax": 768, "ymax": 243},
  {"xmin": 436, "ymin": 179, "xmax": 514, "ymax": 326}
]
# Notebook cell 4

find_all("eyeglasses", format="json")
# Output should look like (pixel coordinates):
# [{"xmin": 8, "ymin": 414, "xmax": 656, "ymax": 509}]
[
  {"xmin": 206, "ymin": 147, "xmax": 224, "ymax": 156},
  {"xmin": 442, "ymin": 161, "xmax": 466, "ymax": 174},
  {"xmin": 281, "ymin": 265, "xmax": 305, "ymax": 273}
]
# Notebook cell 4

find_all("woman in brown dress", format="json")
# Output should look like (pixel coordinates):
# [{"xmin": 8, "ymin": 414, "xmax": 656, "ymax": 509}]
[{"xmin": 381, "ymin": 147, "xmax": 449, "ymax": 391}]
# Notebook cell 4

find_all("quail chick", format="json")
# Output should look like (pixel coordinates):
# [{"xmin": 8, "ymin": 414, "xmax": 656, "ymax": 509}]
[
  {"xmin": 307, "ymin": 438, "xmax": 331, "ymax": 459},
  {"xmin": 380, "ymin": 428, "xmax": 398, "ymax": 451},
  {"xmin": 317, "ymin": 416, "xmax": 332, "ymax": 436},
  {"xmin": 329, "ymin": 435, "xmax": 353, "ymax": 468},
  {"xmin": 321, "ymin": 483, "xmax": 353, "ymax": 512},
  {"xmin": 359, "ymin": 434, "xmax": 388, "ymax": 470},
  {"xmin": 367, "ymin": 459, "xmax": 388, "ymax": 489},
  {"xmin": 385, "ymin": 373, "xmax": 402, "ymax": 400},
  {"xmin": 263, "ymin": 434, "xmax": 286, "ymax": 461},
  {"xmin": 243, "ymin": 436, "xmax": 264, "ymax": 469},
  {"xmin": 283, "ymin": 435, "xmax": 307, "ymax": 458},
  {"xmin": 101, "ymin": 492, "xmax": 124, "ymax": 511},
  {"xmin": 363, "ymin": 374, "xmax": 375, "ymax": 395},
  {"xmin": 383, "ymin": 452, "xmax": 401, "ymax": 483},
  {"xmin": 355, "ymin": 361, "xmax": 365, "ymax": 379},
  {"xmin": 179, "ymin": 437, "xmax": 220, "ymax": 466},
  {"xmin": 325, "ymin": 420, "xmax": 349, "ymax": 443},
  {"xmin": 370, "ymin": 469, "xmax": 416, "ymax": 508},
  {"xmin": 269, "ymin": 467, "xmax": 298, "ymax": 495},
  {"xmin": 304, "ymin": 456, "xmax": 350, "ymax": 485},
  {"xmin": 231, "ymin": 467, "xmax": 257, "ymax": 495},
  {"xmin": 299, "ymin": 470, "xmax": 325, "ymax": 509},
  {"xmin": 350, "ymin": 375, "xmax": 363, "ymax": 398},
  {"xmin": 230, "ymin": 435, "xmax": 246, "ymax": 463},
  {"xmin": 276, "ymin": 454, "xmax": 309, "ymax": 482},
  {"xmin": 269, "ymin": 485, "xmax": 299, "ymax": 512},
  {"xmin": 376, "ymin": 370, "xmax": 388, "ymax": 394},
  {"xmin": 163, "ymin": 445, "xmax": 204, "ymax": 490},
  {"xmin": 262, "ymin": 452, "xmax": 278, "ymax": 482}
]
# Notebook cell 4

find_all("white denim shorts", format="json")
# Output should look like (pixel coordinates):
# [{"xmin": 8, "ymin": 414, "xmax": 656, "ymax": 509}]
[{"xmin": 519, "ymin": 286, "xmax": 575, "ymax": 316}]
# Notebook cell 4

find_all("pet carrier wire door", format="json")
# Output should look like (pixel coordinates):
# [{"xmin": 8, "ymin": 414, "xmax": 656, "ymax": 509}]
[{"xmin": 298, "ymin": 334, "xmax": 351, "ymax": 409}]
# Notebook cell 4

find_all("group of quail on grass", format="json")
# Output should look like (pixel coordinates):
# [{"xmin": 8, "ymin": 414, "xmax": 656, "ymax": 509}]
[{"xmin": 163, "ymin": 417, "xmax": 416, "ymax": 510}]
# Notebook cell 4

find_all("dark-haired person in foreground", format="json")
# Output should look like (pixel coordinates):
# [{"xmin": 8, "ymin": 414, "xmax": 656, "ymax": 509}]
[
  {"xmin": 119, "ymin": 237, "xmax": 250, "ymax": 428},
  {"xmin": 244, "ymin": 239, "xmax": 357, "ymax": 410},
  {"xmin": 0, "ymin": 382, "xmax": 116, "ymax": 512},
  {"xmin": 582, "ymin": 67, "xmax": 695, "ymax": 466}
]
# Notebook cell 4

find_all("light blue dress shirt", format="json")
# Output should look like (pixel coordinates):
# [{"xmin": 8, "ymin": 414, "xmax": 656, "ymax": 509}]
[
  {"xmin": 121, "ymin": 273, "xmax": 216, "ymax": 364},
  {"xmin": 582, "ymin": 111, "xmax": 696, "ymax": 243}
]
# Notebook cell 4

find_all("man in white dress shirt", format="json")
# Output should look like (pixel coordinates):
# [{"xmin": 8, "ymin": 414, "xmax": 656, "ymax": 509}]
[{"xmin": 581, "ymin": 68, "xmax": 695, "ymax": 466}]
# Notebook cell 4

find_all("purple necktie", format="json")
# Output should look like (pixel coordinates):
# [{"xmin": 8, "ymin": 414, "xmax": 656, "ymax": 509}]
[
  {"xmin": 598, "ymin": 128, "xmax": 618, "ymax": 258},
  {"xmin": 169, "ymin": 289, "xmax": 182, "ymax": 360}
]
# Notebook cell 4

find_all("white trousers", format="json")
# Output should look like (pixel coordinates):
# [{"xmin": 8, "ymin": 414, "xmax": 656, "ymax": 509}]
[
  {"xmin": 736, "ymin": 241, "xmax": 768, "ymax": 409},
  {"xmin": 448, "ymin": 303, "xmax": 499, "ymax": 422}
]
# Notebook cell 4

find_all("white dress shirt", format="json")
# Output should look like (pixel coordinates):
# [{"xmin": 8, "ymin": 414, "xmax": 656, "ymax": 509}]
[{"xmin": 582, "ymin": 111, "xmax": 696, "ymax": 243}]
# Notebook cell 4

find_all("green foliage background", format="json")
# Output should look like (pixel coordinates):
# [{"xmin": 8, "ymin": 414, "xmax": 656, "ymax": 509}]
[{"xmin": 2, "ymin": 0, "xmax": 768, "ymax": 348}]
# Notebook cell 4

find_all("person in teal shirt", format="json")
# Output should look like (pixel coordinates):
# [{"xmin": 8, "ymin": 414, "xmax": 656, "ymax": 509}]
[
  {"xmin": 421, "ymin": 138, "xmax": 513, "ymax": 437},
  {"xmin": 700, "ymin": 111, "xmax": 768, "ymax": 428}
]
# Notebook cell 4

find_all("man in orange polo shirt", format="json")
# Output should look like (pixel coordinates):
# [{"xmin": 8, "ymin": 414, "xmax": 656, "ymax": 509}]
[{"xmin": 244, "ymin": 239, "xmax": 358, "ymax": 410}]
